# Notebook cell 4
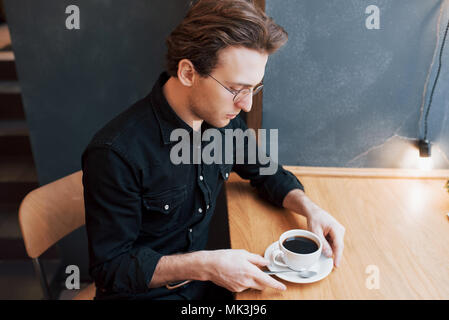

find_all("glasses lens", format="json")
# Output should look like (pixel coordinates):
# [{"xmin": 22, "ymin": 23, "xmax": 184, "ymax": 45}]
[
  {"xmin": 234, "ymin": 89, "xmax": 250, "ymax": 104},
  {"xmin": 234, "ymin": 85, "xmax": 263, "ymax": 103}
]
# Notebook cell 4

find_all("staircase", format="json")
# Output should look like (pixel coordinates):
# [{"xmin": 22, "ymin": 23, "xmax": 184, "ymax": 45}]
[{"xmin": 0, "ymin": 22, "xmax": 62, "ymax": 299}]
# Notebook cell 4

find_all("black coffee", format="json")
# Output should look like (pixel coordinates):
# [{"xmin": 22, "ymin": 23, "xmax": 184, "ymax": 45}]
[{"xmin": 283, "ymin": 236, "xmax": 319, "ymax": 254}]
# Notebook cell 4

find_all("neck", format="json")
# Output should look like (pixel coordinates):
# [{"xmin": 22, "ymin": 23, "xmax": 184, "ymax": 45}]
[{"xmin": 162, "ymin": 76, "xmax": 203, "ymax": 131}]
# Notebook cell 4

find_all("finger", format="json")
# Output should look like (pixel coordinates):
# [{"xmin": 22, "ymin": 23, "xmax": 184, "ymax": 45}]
[
  {"xmin": 247, "ymin": 279, "xmax": 265, "ymax": 291},
  {"xmin": 246, "ymin": 252, "xmax": 270, "ymax": 267},
  {"xmin": 329, "ymin": 228, "xmax": 345, "ymax": 267},
  {"xmin": 251, "ymin": 266, "xmax": 286, "ymax": 291}
]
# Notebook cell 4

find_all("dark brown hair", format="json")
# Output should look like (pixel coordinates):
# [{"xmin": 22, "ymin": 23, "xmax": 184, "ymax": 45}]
[{"xmin": 165, "ymin": 0, "xmax": 288, "ymax": 77}]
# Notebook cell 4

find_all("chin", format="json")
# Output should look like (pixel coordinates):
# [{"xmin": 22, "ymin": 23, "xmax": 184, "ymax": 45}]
[
  {"xmin": 207, "ymin": 118, "xmax": 229, "ymax": 128},
  {"xmin": 219, "ymin": 118, "xmax": 231, "ymax": 128}
]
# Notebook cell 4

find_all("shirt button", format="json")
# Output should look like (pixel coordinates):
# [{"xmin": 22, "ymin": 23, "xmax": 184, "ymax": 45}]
[
  {"xmin": 198, "ymin": 208, "xmax": 203, "ymax": 213},
  {"xmin": 164, "ymin": 204, "xmax": 169, "ymax": 210},
  {"xmin": 189, "ymin": 228, "xmax": 192, "ymax": 233},
  {"xmin": 199, "ymin": 175, "xmax": 204, "ymax": 181},
  {"xmin": 225, "ymin": 173, "xmax": 229, "ymax": 178},
  {"xmin": 206, "ymin": 205, "xmax": 210, "ymax": 210}
]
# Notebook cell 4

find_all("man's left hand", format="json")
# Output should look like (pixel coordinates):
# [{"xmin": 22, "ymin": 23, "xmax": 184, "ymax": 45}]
[
  {"xmin": 283, "ymin": 189, "xmax": 346, "ymax": 268},
  {"xmin": 304, "ymin": 202, "xmax": 345, "ymax": 268}
]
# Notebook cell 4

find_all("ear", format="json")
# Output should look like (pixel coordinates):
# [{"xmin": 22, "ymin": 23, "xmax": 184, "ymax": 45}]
[{"xmin": 177, "ymin": 59, "xmax": 197, "ymax": 87}]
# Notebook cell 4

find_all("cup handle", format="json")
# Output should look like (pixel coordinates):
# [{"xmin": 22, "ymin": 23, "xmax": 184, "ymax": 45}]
[{"xmin": 271, "ymin": 249, "xmax": 289, "ymax": 268}]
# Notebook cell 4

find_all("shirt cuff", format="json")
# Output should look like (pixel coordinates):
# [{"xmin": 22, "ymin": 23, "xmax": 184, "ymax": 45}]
[
  {"xmin": 130, "ymin": 246, "xmax": 164, "ymax": 292},
  {"xmin": 251, "ymin": 166, "xmax": 305, "ymax": 208}
]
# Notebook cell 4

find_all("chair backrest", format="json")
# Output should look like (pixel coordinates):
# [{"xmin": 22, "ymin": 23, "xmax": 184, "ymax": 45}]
[{"xmin": 18, "ymin": 170, "xmax": 85, "ymax": 258}]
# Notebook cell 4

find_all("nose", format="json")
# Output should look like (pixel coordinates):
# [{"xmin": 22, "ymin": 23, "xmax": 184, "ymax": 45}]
[{"xmin": 235, "ymin": 95, "xmax": 253, "ymax": 113}]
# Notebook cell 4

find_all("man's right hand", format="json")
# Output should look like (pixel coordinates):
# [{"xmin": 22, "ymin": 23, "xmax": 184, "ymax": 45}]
[{"xmin": 201, "ymin": 249, "xmax": 287, "ymax": 293}]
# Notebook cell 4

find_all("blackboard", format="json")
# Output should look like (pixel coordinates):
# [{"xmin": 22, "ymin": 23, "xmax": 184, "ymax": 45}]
[{"xmin": 264, "ymin": 0, "xmax": 449, "ymax": 169}]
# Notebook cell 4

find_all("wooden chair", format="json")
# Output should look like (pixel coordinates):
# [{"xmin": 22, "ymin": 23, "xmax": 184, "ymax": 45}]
[{"xmin": 18, "ymin": 170, "xmax": 96, "ymax": 300}]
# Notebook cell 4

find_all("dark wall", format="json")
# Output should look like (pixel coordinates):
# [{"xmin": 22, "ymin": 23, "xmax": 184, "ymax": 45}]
[
  {"xmin": 4, "ymin": 0, "xmax": 191, "ymax": 281},
  {"xmin": 264, "ymin": 0, "xmax": 449, "ymax": 169},
  {"xmin": 5, "ymin": 0, "xmax": 189, "ymax": 184}
]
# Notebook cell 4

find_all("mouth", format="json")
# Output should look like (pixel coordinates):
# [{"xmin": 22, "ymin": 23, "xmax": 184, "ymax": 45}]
[{"xmin": 226, "ymin": 113, "xmax": 238, "ymax": 119}]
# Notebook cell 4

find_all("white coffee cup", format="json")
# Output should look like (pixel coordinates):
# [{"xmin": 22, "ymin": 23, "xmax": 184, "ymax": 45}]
[{"xmin": 271, "ymin": 229, "xmax": 322, "ymax": 271}]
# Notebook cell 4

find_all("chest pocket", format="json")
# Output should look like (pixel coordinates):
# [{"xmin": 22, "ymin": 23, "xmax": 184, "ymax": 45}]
[{"xmin": 141, "ymin": 185, "xmax": 187, "ymax": 236}]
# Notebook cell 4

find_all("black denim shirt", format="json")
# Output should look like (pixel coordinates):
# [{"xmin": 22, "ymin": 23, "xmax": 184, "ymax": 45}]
[{"xmin": 81, "ymin": 71, "xmax": 305, "ymax": 300}]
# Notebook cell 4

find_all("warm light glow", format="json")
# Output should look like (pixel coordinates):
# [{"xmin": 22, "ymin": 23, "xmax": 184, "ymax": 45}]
[
  {"xmin": 400, "ymin": 144, "xmax": 434, "ymax": 170},
  {"xmin": 407, "ymin": 183, "xmax": 424, "ymax": 212},
  {"xmin": 417, "ymin": 155, "xmax": 434, "ymax": 171},
  {"xmin": 404, "ymin": 180, "xmax": 430, "ymax": 221},
  {"xmin": 396, "ymin": 142, "xmax": 442, "ymax": 221}
]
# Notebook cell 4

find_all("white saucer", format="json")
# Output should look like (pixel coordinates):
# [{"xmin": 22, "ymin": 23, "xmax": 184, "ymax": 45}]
[{"xmin": 264, "ymin": 241, "xmax": 334, "ymax": 284}]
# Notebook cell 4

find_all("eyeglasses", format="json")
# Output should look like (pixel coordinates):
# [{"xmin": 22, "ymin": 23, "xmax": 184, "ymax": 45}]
[{"xmin": 207, "ymin": 74, "xmax": 263, "ymax": 105}]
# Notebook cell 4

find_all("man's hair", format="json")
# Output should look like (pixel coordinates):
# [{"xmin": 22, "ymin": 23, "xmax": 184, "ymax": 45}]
[{"xmin": 165, "ymin": 0, "xmax": 288, "ymax": 77}]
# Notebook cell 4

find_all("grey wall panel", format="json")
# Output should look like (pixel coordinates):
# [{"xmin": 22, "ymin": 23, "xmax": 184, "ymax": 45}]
[{"xmin": 264, "ymin": 0, "xmax": 449, "ymax": 169}]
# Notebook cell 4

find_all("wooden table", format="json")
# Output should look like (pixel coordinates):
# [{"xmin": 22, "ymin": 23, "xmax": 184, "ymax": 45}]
[{"xmin": 225, "ymin": 166, "xmax": 449, "ymax": 299}]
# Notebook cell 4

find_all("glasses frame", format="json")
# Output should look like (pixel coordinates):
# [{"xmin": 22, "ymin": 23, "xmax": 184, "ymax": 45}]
[{"xmin": 207, "ymin": 74, "xmax": 264, "ymax": 104}]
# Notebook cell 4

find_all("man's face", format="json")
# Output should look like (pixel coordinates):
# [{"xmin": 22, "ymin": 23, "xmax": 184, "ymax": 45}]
[{"xmin": 189, "ymin": 46, "xmax": 269, "ymax": 128}]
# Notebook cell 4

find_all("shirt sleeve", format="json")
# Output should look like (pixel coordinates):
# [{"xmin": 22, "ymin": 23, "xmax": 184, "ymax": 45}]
[
  {"xmin": 81, "ymin": 146, "xmax": 163, "ymax": 294},
  {"xmin": 231, "ymin": 117, "xmax": 306, "ymax": 208}
]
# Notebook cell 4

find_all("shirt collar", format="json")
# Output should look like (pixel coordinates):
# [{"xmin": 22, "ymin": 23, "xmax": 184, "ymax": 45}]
[{"xmin": 150, "ymin": 71, "xmax": 229, "ymax": 145}]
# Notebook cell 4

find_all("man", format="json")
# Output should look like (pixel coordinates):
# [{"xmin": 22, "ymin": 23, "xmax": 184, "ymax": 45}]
[{"xmin": 82, "ymin": 0, "xmax": 345, "ymax": 300}]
